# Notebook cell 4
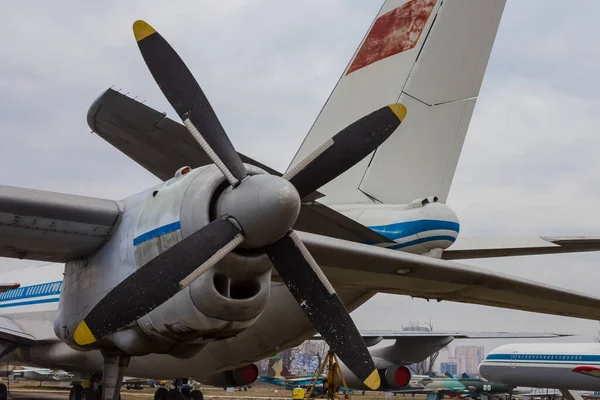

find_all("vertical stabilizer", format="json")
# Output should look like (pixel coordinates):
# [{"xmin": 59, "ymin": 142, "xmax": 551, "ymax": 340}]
[{"xmin": 288, "ymin": 0, "xmax": 506, "ymax": 205}]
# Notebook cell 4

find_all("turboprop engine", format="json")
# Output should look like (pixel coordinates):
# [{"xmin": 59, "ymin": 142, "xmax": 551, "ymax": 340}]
[
  {"xmin": 339, "ymin": 362, "xmax": 411, "ymax": 391},
  {"xmin": 200, "ymin": 364, "xmax": 259, "ymax": 388}
]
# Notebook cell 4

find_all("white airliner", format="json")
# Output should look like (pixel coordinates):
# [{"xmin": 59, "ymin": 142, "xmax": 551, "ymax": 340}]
[
  {"xmin": 2, "ymin": 1, "xmax": 600, "ymax": 400},
  {"xmin": 480, "ymin": 344, "xmax": 600, "ymax": 400}
]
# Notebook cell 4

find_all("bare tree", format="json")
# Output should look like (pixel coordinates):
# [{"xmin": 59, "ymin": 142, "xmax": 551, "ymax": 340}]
[
  {"xmin": 305, "ymin": 340, "xmax": 329, "ymax": 366},
  {"xmin": 402, "ymin": 319, "xmax": 443, "ymax": 375},
  {"xmin": 279, "ymin": 348, "xmax": 296, "ymax": 371}
]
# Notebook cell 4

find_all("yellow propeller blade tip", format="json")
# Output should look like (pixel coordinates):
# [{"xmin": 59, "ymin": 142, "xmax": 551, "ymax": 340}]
[
  {"xmin": 73, "ymin": 321, "xmax": 96, "ymax": 346},
  {"xmin": 133, "ymin": 20, "xmax": 157, "ymax": 42},
  {"xmin": 389, "ymin": 103, "xmax": 407, "ymax": 122},
  {"xmin": 364, "ymin": 369, "xmax": 381, "ymax": 390}
]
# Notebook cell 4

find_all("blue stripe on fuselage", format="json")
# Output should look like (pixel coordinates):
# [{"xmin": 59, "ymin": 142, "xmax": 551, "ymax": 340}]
[
  {"xmin": 131, "ymin": 219, "xmax": 459, "ymax": 250},
  {"xmin": 486, "ymin": 353, "xmax": 596, "ymax": 362},
  {"xmin": 387, "ymin": 235, "xmax": 458, "ymax": 249},
  {"xmin": 368, "ymin": 219, "xmax": 460, "ymax": 241},
  {"xmin": 0, "ymin": 281, "xmax": 62, "ymax": 303},
  {"xmin": 133, "ymin": 221, "xmax": 181, "ymax": 246},
  {"xmin": 0, "ymin": 281, "xmax": 62, "ymax": 309}
]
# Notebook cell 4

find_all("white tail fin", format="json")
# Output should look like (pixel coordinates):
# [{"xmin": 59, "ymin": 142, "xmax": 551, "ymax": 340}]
[{"xmin": 287, "ymin": 0, "xmax": 506, "ymax": 205}]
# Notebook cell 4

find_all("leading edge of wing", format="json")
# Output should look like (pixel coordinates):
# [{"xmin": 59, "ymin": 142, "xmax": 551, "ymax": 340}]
[
  {"xmin": 298, "ymin": 231, "xmax": 600, "ymax": 321},
  {"xmin": 355, "ymin": 331, "xmax": 572, "ymax": 339},
  {"xmin": 443, "ymin": 236, "xmax": 600, "ymax": 260},
  {"xmin": 0, "ymin": 316, "xmax": 36, "ymax": 344},
  {"xmin": 311, "ymin": 330, "xmax": 572, "ymax": 340}
]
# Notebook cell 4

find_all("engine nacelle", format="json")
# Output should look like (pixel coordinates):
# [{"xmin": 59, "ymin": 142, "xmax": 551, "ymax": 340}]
[
  {"xmin": 339, "ymin": 363, "xmax": 411, "ymax": 391},
  {"xmin": 200, "ymin": 364, "xmax": 259, "ymax": 388},
  {"xmin": 118, "ymin": 165, "xmax": 274, "ymax": 356}
]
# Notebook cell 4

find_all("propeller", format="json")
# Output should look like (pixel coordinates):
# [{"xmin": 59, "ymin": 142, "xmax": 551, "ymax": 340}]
[{"xmin": 74, "ymin": 20, "xmax": 408, "ymax": 391}]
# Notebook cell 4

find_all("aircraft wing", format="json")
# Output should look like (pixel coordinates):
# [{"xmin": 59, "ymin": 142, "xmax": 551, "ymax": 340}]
[
  {"xmin": 573, "ymin": 366, "xmax": 600, "ymax": 379},
  {"xmin": 0, "ymin": 316, "xmax": 37, "ymax": 347},
  {"xmin": 0, "ymin": 185, "xmax": 121, "ymax": 262},
  {"xmin": 297, "ymin": 232, "xmax": 600, "ymax": 321},
  {"xmin": 88, "ymin": 88, "xmax": 282, "ymax": 181},
  {"xmin": 443, "ymin": 236, "xmax": 600, "ymax": 260}
]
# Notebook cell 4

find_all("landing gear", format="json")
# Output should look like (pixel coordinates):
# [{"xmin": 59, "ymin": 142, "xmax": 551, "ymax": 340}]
[
  {"xmin": 0, "ymin": 383, "xmax": 7, "ymax": 400},
  {"xmin": 70, "ymin": 384, "xmax": 84, "ymax": 400},
  {"xmin": 154, "ymin": 379, "xmax": 201, "ymax": 400},
  {"xmin": 154, "ymin": 387, "xmax": 169, "ymax": 400},
  {"xmin": 101, "ymin": 350, "xmax": 130, "ymax": 400},
  {"xmin": 189, "ymin": 390, "xmax": 203, "ymax": 400}
]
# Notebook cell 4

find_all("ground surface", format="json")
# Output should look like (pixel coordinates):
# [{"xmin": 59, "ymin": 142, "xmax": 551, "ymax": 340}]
[{"xmin": 3, "ymin": 382, "xmax": 426, "ymax": 400}]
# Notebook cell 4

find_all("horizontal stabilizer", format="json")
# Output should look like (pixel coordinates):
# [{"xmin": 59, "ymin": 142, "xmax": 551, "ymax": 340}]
[
  {"xmin": 312, "ymin": 330, "xmax": 572, "ymax": 345},
  {"xmin": 295, "ymin": 232, "xmax": 600, "ymax": 321},
  {"xmin": 354, "ymin": 330, "xmax": 572, "ymax": 339},
  {"xmin": 443, "ymin": 236, "xmax": 600, "ymax": 260}
]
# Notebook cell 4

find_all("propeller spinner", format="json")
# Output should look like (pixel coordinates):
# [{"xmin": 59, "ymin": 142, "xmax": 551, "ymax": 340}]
[{"xmin": 74, "ymin": 20, "xmax": 408, "ymax": 391}]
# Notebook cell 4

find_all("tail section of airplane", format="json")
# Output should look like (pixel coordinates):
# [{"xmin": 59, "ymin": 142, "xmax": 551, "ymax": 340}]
[{"xmin": 288, "ymin": 0, "xmax": 506, "ymax": 205}]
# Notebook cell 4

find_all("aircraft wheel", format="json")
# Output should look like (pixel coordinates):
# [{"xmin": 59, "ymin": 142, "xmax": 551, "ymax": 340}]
[
  {"xmin": 190, "ymin": 390, "xmax": 203, "ymax": 400},
  {"xmin": 155, "ymin": 387, "xmax": 169, "ymax": 400},
  {"xmin": 70, "ymin": 385, "xmax": 84, "ymax": 400},
  {"xmin": 168, "ymin": 389, "xmax": 187, "ymax": 400},
  {"xmin": 0, "ymin": 383, "xmax": 7, "ymax": 400},
  {"xmin": 81, "ymin": 387, "xmax": 94, "ymax": 400}
]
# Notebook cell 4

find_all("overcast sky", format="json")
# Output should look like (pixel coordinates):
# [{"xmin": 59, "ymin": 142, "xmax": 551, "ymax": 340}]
[{"xmin": 2, "ymin": 0, "xmax": 600, "ymax": 364}]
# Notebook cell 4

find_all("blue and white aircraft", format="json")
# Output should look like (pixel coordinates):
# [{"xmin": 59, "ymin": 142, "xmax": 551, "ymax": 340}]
[
  {"xmin": 2, "ymin": 1, "xmax": 600, "ymax": 400},
  {"xmin": 480, "ymin": 344, "xmax": 600, "ymax": 400}
]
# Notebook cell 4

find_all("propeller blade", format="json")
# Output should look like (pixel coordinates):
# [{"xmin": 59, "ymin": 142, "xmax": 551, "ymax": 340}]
[
  {"xmin": 133, "ymin": 20, "xmax": 246, "ymax": 186},
  {"xmin": 73, "ymin": 218, "xmax": 244, "ymax": 346},
  {"xmin": 283, "ymin": 104, "xmax": 406, "ymax": 198},
  {"xmin": 265, "ymin": 231, "xmax": 380, "ymax": 390}
]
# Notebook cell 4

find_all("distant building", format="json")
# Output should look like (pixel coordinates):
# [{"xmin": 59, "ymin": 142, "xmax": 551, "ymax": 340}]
[
  {"xmin": 455, "ymin": 346, "xmax": 484, "ymax": 376},
  {"xmin": 440, "ymin": 361, "xmax": 458, "ymax": 376}
]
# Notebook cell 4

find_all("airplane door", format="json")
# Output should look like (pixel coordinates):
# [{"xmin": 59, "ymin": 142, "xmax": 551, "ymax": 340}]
[{"xmin": 511, "ymin": 352, "xmax": 518, "ymax": 368}]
